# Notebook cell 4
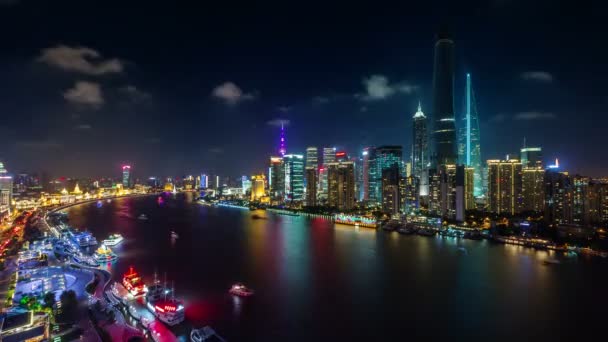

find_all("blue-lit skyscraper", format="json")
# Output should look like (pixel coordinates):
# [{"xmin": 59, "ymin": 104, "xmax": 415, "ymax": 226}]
[
  {"xmin": 283, "ymin": 154, "xmax": 304, "ymax": 202},
  {"xmin": 432, "ymin": 29, "xmax": 457, "ymax": 167},
  {"xmin": 369, "ymin": 146, "xmax": 403, "ymax": 204},
  {"xmin": 122, "ymin": 165, "xmax": 131, "ymax": 188},
  {"xmin": 457, "ymin": 73, "xmax": 483, "ymax": 196},
  {"xmin": 412, "ymin": 102, "xmax": 429, "ymax": 181}
]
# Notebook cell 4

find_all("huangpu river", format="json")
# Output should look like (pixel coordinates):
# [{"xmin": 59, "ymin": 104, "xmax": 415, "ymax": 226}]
[{"xmin": 65, "ymin": 193, "xmax": 607, "ymax": 340}]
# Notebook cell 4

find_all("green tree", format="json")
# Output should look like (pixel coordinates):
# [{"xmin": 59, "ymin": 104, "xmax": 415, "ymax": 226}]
[{"xmin": 43, "ymin": 291, "xmax": 56, "ymax": 310}]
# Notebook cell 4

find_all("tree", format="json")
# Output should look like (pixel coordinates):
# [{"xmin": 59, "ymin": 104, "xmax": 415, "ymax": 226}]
[
  {"xmin": 43, "ymin": 291, "xmax": 56, "ymax": 310},
  {"xmin": 58, "ymin": 290, "xmax": 78, "ymax": 323}
]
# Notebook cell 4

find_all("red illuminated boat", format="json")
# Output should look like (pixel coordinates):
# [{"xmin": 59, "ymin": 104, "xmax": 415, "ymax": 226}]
[
  {"xmin": 123, "ymin": 266, "xmax": 146, "ymax": 296},
  {"xmin": 229, "ymin": 283, "xmax": 254, "ymax": 297},
  {"xmin": 145, "ymin": 274, "xmax": 185, "ymax": 326}
]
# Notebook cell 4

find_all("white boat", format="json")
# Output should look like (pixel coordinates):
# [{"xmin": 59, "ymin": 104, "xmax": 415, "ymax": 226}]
[
  {"xmin": 72, "ymin": 254, "xmax": 98, "ymax": 267},
  {"xmin": 103, "ymin": 233, "xmax": 124, "ymax": 246},
  {"xmin": 138, "ymin": 214, "xmax": 148, "ymax": 220},
  {"xmin": 191, "ymin": 326, "xmax": 226, "ymax": 342},
  {"xmin": 145, "ymin": 275, "xmax": 185, "ymax": 326},
  {"xmin": 93, "ymin": 244, "xmax": 118, "ymax": 263}
]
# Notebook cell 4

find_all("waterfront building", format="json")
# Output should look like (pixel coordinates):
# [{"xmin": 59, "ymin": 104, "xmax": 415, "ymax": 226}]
[
  {"xmin": 305, "ymin": 167, "xmax": 318, "ymax": 206},
  {"xmin": 122, "ymin": 165, "xmax": 131, "ymax": 188},
  {"xmin": 283, "ymin": 154, "xmax": 304, "ymax": 203},
  {"xmin": 432, "ymin": 29, "xmax": 457, "ymax": 167},
  {"xmin": 305, "ymin": 147, "xmax": 318, "ymax": 169},
  {"xmin": 269, "ymin": 156, "xmax": 285, "ymax": 203},
  {"xmin": 250, "ymin": 174, "xmax": 266, "ymax": 202},
  {"xmin": 428, "ymin": 169, "xmax": 442, "ymax": 216},
  {"xmin": 572, "ymin": 175, "xmax": 590, "ymax": 225},
  {"xmin": 403, "ymin": 175, "xmax": 419, "ymax": 213},
  {"xmin": 361, "ymin": 147, "xmax": 373, "ymax": 202},
  {"xmin": 381, "ymin": 163, "xmax": 404, "ymax": 215},
  {"xmin": 369, "ymin": 146, "xmax": 403, "ymax": 205},
  {"xmin": 319, "ymin": 147, "xmax": 337, "ymax": 201},
  {"xmin": 487, "ymin": 159, "xmax": 523, "ymax": 215},
  {"xmin": 412, "ymin": 102, "xmax": 429, "ymax": 183},
  {"xmin": 0, "ymin": 162, "xmax": 13, "ymax": 217},
  {"xmin": 520, "ymin": 145, "xmax": 543, "ymax": 168},
  {"xmin": 457, "ymin": 73, "xmax": 483, "ymax": 196},
  {"xmin": 327, "ymin": 161, "xmax": 355, "ymax": 210},
  {"xmin": 438, "ymin": 164, "xmax": 465, "ymax": 221},
  {"xmin": 242, "ymin": 176, "xmax": 252, "ymax": 194},
  {"xmin": 522, "ymin": 167, "xmax": 545, "ymax": 212},
  {"xmin": 544, "ymin": 169, "xmax": 572, "ymax": 224}
]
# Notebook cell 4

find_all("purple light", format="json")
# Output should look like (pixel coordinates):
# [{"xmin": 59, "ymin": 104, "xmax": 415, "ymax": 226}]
[{"xmin": 279, "ymin": 122, "xmax": 286, "ymax": 156}]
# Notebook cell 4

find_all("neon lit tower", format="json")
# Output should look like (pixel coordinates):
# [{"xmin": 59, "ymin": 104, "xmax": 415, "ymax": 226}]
[
  {"xmin": 122, "ymin": 165, "xmax": 131, "ymax": 188},
  {"xmin": 457, "ymin": 73, "xmax": 483, "ymax": 196},
  {"xmin": 279, "ymin": 122, "xmax": 287, "ymax": 157}
]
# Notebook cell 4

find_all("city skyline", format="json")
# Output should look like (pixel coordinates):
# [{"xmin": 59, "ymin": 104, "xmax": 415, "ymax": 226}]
[{"xmin": 1, "ymin": 1, "xmax": 607, "ymax": 178}]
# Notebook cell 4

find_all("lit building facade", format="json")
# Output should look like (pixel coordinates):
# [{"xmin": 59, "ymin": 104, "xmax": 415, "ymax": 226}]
[
  {"xmin": 457, "ymin": 73, "xmax": 483, "ymax": 196},
  {"xmin": 361, "ymin": 147, "xmax": 373, "ymax": 201},
  {"xmin": 250, "ymin": 175, "xmax": 266, "ymax": 201},
  {"xmin": 369, "ymin": 146, "xmax": 403, "ymax": 205},
  {"xmin": 319, "ymin": 147, "xmax": 336, "ymax": 201},
  {"xmin": 544, "ymin": 169, "xmax": 572, "ymax": 224},
  {"xmin": 327, "ymin": 161, "xmax": 355, "ymax": 210},
  {"xmin": 269, "ymin": 156, "xmax": 285, "ymax": 203},
  {"xmin": 0, "ymin": 162, "xmax": 13, "ymax": 217},
  {"xmin": 381, "ymin": 163, "xmax": 403, "ymax": 215},
  {"xmin": 305, "ymin": 147, "xmax": 318, "ymax": 169},
  {"xmin": 521, "ymin": 146, "xmax": 543, "ymax": 168},
  {"xmin": 283, "ymin": 154, "xmax": 304, "ymax": 203},
  {"xmin": 522, "ymin": 167, "xmax": 545, "ymax": 212},
  {"xmin": 487, "ymin": 159, "xmax": 523, "ymax": 215},
  {"xmin": 412, "ymin": 102, "xmax": 429, "ymax": 184},
  {"xmin": 122, "ymin": 165, "xmax": 131, "ymax": 188},
  {"xmin": 305, "ymin": 167, "xmax": 318, "ymax": 206}
]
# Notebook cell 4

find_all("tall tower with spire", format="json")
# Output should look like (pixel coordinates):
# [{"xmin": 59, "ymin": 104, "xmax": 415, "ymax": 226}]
[
  {"xmin": 458, "ymin": 73, "xmax": 483, "ymax": 196},
  {"xmin": 279, "ymin": 122, "xmax": 287, "ymax": 157},
  {"xmin": 412, "ymin": 102, "xmax": 429, "ymax": 198}
]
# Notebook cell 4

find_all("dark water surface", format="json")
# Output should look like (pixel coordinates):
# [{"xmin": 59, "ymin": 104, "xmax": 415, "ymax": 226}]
[{"xmin": 65, "ymin": 193, "xmax": 607, "ymax": 340}]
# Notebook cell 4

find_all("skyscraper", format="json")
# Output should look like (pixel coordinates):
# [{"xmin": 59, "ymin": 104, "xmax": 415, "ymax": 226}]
[
  {"xmin": 381, "ymin": 163, "xmax": 403, "ymax": 215},
  {"xmin": 0, "ymin": 162, "xmax": 13, "ymax": 218},
  {"xmin": 487, "ymin": 159, "xmax": 523, "ymax": 215},
  {"xmin": 369, "ymin": 146, "xmax": 403, "ymax": 204},
  {"xmin": 521, "ymin": 146, "xmax": 543, "ymax": 168},
  {"xmin": 283, "ymin": 154, "xmax": 304, "ymax": 203},
  {"xmin": 412, "ymin": 102, "xmax": 429, "ymax": 181},
  {"xmin": 250, "ymin": 175, "xmax": 266, "ymax": 201},
  {"xmin": 432, "ymin": 29, "xmax": 457, "ymax": 167},
  {"xmin": 327, "ymin": 161, "xmax": 355, "ymax": 210},
  {"xmin": 305, "ymin": 147, "xmax": 318, "ymax": 169},
  {"xmin": 269, "ymin": 156, "xmax": 285, "ymax": 203},
  {"xmin": 522, "ymin": 167, "xmax": 545, "ymax": 212},
  {"xmin": 305, "ymin": 167, "xmax": 318, "ymax": 206},
  {"xmin": 544, "ymin": 169, "xmax": 572, "ymax": 224},
  {"xmin": 457, "ymin": 73, "xmax": 483, "ymax": 196},
  {"xmin": 361, "ymin": 147, "xmax": 373, "ymax": 201},
  {"xmin": 319, "ymin": 147, "xmax": 336, "ymax": 201},
  {"xmin": 122, "ymin": 165, "xmax": 131, "ymax": 188}
]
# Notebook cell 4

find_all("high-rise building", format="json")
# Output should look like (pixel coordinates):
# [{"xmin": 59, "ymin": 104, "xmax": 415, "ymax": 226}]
[
  {"xmin": 521, "ymin": 146, "xmax": 543, "ymax": 168},
  {"xmin": 412, "ymin": 102, "xmax": 429, "ymax": 183},
  {"xmin": 305, "ymin": 147, "xmax": 318, "ymax": 169},
  {"xmin": 369, "ymin": 146, "xmax": 403, "ymax": 205},
  {"xmin": 0, "ymin": 162, "xmax": 13, "ymax": 217},
  {"xmin": 361, "ymin": 147, "xmax": 373, "ymax": 201},
  {"xmin": 283, "ymin": 154, "xmax": 304, "ymax": 203},
  {"xmin": 319, "ymin": 147, "xmax": 336, "ymax": 200},
  {"xmin": 327, "ymin": 161, "xmax": 355, "ymax": 210},
  {"xmin": 457, "ymin": 73, "xmax": 483, "ymax": 196},
  {"xmin": 428, "ymin": 169, "xmax": 442, "ymax": 215},
  {"xmin": 382, "ymin": 163, "xmax": 403, "ymax": 215},
  {"xmin": 200, "ymin": 174, "xmax": 208, "ymax": 189},
  {"xmin": 250, "ymin": 175, "xmax": 266, "ymax": 201},
  {"xmin": 335, "ymin": 151, "xmax": 348, "ymax": 162},
  {"xmin": 463, "ymin": 166, "xmax": 475, "ymax": 211},
  {"xmin": 269, "ymin": 156, "xmax": 285, "ymax": 202},
  {"xmin": 305, "ymin": 167, "xmax": 318, "ymax": 206},
  {"xmin": 122, "ymin": 165, "xmax": 131, "ymax": 188},
  {"xmin": 544, "ymin": 169, "xmax": 572, "ymax": 224},
  {"xmin": 403, "ymin": 175, "xmax": 419, "ymax": 213},
  {"xmin": 439, "ymin": 164, "xmax": 464, "ymax": 220},
  {"xmin": 522, "ymin": 167, "xmax": 545, "ymax": 212},
  {"xmin": 572, "ymin": 175, "xmax": 590, "ymax": 225},
  {"xmin": 432, "ymin": 29, "xmax": 457, "ymax": 167},
  {"xmin": 487, "ymin": 159, "xmax": 523, "ymax": 215},
  {"xmin": 242, "ymin": 176, "xmax": 252, "ymax": 194}
]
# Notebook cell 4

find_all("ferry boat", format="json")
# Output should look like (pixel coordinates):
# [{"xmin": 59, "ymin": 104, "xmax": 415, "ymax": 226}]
[
  {"xmin": 191, "ymin": 326, "xmax": 227, "ymax": 342},
  {"xmin": 123, "ymin": 267, "xmax": 147, "ymax": 296},
  {"xmin": 145, "ymin": 276, "xmax": 185, "ymax": 326},
  {"xmin": 397, "ymin": 224, "xmax": 415, "ymax": 235},
  {"xmin": 71, "ymin": 231, "xmax": 98, "ymax": 247},
  {"xmin": 103, "ymin": 233, "xmax": 124, "ymax": 246},
  {"xmin": 72, "ymin": 254, "xmax": 99, "ymax": 267},
  {"xmin": 229, "ymin": 283, "xmax": 254, "ymax": 297},
  {"xmin": 93, "ymin": 244, "xmax": 118, "ymax": 263}
]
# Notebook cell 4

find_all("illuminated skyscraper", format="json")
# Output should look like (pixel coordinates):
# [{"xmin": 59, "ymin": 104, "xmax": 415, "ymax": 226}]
[
  {"xmin": 283, "ymin": 154, "xmax": 304, "ymax": 203},
  {"xmin": 487, "ymin": 159, "xmax": 523, "ymax": 215},
  {"xmin": 319, "ymin": 147, "xmax": 336, "ymax": 201},
  {"xmin": 279, "ymin": 122, "xmax": 287, "ymax": 156},
  {"xmin": 522, "ymin": 167, "xmax": 545, "ymax": 212},
  {"xmin": 327, "ymin": 161, "xmax": 355, "ymax": 210},
  {"xmin": 544, "ymin": 168, "xmax": 572, "ymax": 224},
  {"xmin": 200, "ymin": 174, "xmax": 208, "ymax": 188},
  {"xmin": 412, "ymin": 102, "xmax": 429, "ymax": 180},
  {"xmin": 520, "ymin": 145, "xmax": 543, "ymax": 168},
  {"xmin": 0, "ymin": 162, "xmax": 13, "ymax": 217},
  {"xmin": 122, "ymin": 165, "xmax": 131, "ymax": 188},
  {"xmin": 457, "ymin": 73, "xmax": 483, "ymax": 196},
  {"xmin": 369, "ymin": 146, "xmax": 403, "ymax": 204},
  {"xmin": 250, "ymin": 175, "xmax": 266, "ymax": 201},
  {"xmin": 361, "ymin": 147, "xmax": 373, "ymax": 201},
  {"xmin": 381, "ymin": 163, "xmax": 404, "ymax": 215},
  {"xmin": 269, "ymin": 156, "xmax": 285, "ymax": 202},
  {"xmin": 432, "ymin": 29, "xmax": 457, "ymax": 166},
  {"xmin": 305, "ymin": 167, "xmax": 318, "ymax": 206},
  {"xmin": 305, "ymin": 147, "xmax": 318, "ymax": 169}
]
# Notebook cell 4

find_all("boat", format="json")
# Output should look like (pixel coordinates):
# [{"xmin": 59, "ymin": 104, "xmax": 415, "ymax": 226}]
[
  {"xmin": 106, "ymin": 199, "xmax": 112, "ymax": 203},
  {"xmin": 103, "ymin": 233, "xmax": 124, "ymax": 246},
  {"xmin": 93, "ymin": 244, "xmax": 118, "ymax": 263},
  {"xmin": 72, "ymin": 254, "xmax": 99, "ymax": 267},
  {"xmin": 417, "ymin": 228, "xmax": 436, "ymax": 237},
  {"xmin": 123, "ymin": 266, "xmax": 146, "ymax": 296},
  {"xmin": 251, "ymin": 214, "xmax": 266, "ymax": 220},
  {"xmin": 170, "ymin": 231, "xmax": 179, "ymax": 239},
  {"xmin": 463, "ymin": 230, "xmax": 483, "ymax": 240},
  {"xmin": 145, "ymin": 275, "xmax": 185, "ymax": 326},
  {"xmin": 543, "ymin": 258, "xmax": 561, "ymax": 265},
  {"xmin": 191, "ymin": 326, "xmax": 227, "ymax": 342},
  {"xmin": 71, "ymin": 231, "xmax": 98, "ymax": 247},
  {"xmin": 229, "ymin": 283, "xmax": 254, "ymax": 297},
  {"xmin": 397, "ymin": 223, "xmax": 415, "ymax": 235}
]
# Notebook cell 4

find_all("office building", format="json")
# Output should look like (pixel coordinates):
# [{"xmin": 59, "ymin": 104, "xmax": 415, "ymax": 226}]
[
  {"xmin": 319, "ymin": 147, "xmax": 336, "ymax": 201},
  {"xmin": 250, "ymin": 175, "xmax": 266, "ymax": 201},
  {"xmin": 305, "ymin": 147, "xmax": 318, "ymax": 169},
  {"xmin": 522, "ymin": 167, "xmax": 545, "ymax": 212},
  {"xmin": 283, "ymin": 154, "xmax": 304, "ymax": 203},
  {"xmin": 122, "ymin": 165, "xmax": 131, "ymax": 188},
  {"xmin": 487, "ymin": 159, "xmax": 523, "ymax": 215},
  {"xmin": 269, "ymin": 156, "xmax": 285, "ymax": 202},
  {"xmin": 521, "ymin": 146, "xmax": 543, "ymax": 168},
  {"xmin": 544, "ymin": 169, "xmax": 572, "ymax": 224},
  {"xmin": 361, "ymin": 147, "xmax": 373, "ymax": 201},
  {"xmin": 432, "ymin": 29, "xmax": 457, "ymax": 166},
  {"xmin": 412, "ymin": 102, "xmax": 429, "ymax": 182},
  {"xmin": 305, "ymin": 167, "xmax": 318, "ymax": 206},
  {"xmin": 382, "ymin": 163, "xmax": 403, "ymax": 215},
  {"xmin": 0, "ymin": 162, "xmax": 13, "ymax": 217},
  {"xmin": 369, "ymin": 146, "xmax": 403, "ymax": 205},
  {"xmin": 327, "ymin": 161, "xmax": 355, "ymax": 210}
]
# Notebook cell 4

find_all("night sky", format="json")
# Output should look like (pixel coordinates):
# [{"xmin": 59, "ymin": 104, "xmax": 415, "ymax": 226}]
[{"xmin": 1, "ymin": 0, "xmax": 606, "ymax": 179}]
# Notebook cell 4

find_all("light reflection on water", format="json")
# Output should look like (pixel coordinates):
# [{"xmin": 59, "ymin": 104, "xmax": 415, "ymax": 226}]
[{"xmin": 64, "ymin": 194, "xmax": 608, "ymax": 340}]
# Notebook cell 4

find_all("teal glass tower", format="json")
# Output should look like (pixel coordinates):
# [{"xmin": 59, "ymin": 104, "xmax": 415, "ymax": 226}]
[{"xmin": 458, "ymin": 73, "xmax": 483, "ymax": 196}]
